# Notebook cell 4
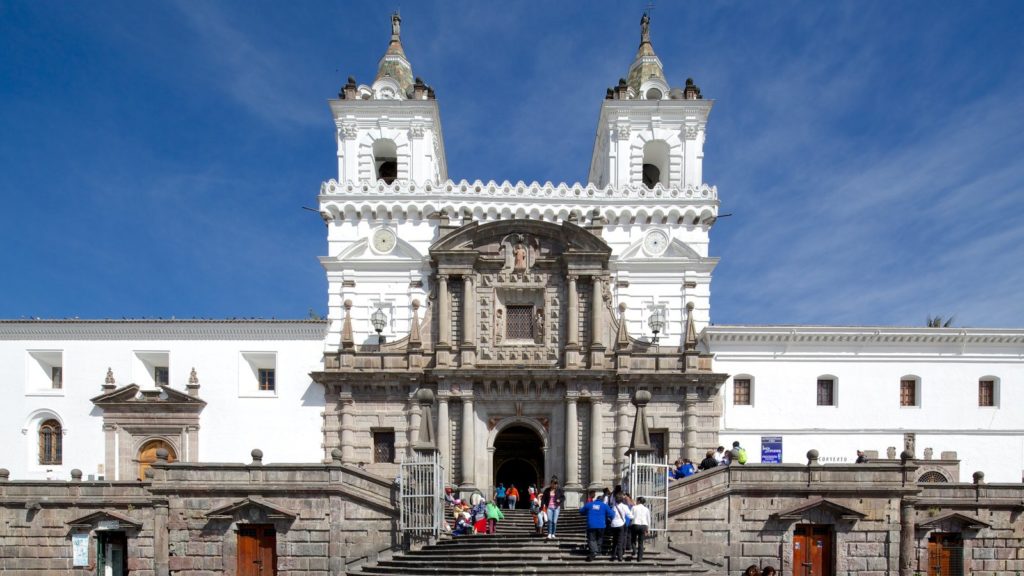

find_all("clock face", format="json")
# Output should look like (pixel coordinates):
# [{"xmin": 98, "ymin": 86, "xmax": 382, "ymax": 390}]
[
  {"xmin": 644, "ymin": 230, "xmax": 669, "ymax": 256},
  {"xmin": 372, "ymin": 229, "xmax": 397, "ymax": 254}
]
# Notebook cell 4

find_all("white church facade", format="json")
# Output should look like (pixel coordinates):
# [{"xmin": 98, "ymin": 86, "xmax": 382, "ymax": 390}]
[
  {"xmin": 2, "ymin": 13, "xmax": 1023, "ymax": 491},
  {"xmin": 3, "ymin": 14, "xmax": 1024, "ymax": 575}
]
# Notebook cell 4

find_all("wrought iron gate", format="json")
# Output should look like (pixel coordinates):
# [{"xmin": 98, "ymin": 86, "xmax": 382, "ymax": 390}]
[
  {"xmin": 621, "ymin": 451, "xmax": 670, "ymax": 532},
  {"xmin": 398, "ymin": 452, "xmax": 444, "ymax": 540}
]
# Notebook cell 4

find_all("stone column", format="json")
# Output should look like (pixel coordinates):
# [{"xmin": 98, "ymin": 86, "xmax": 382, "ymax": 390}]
[
  {"xmin": 154, "ymin": 502, "xmax": 169, "ymax": 576},
  {"xmin": 899, "ymin": 498, "xmax": 916, "ymax": 576},
  {"xmin": 683, "ymin": 389, "xmax": 699, "ymax": 463},
  {"xmin": 615, "ymin": 398, "xmax": 630, "ymax": 476},
  {"xmin": 438, "ymin": 274, "xmax": 450, "ymax": 346},
  {"xmin": 589, "ymin": 396, "xmax": 603, "ymax": 489},
  {"xmin": 590, "ymin": 277, "xmax": 603, "ymax": 346},
  {"xmin": 460, "ymin": 393, "xmax": 477, "ymax": 490},
  {"xmin": 461, "ymin": 275, "xmax": 475, "ymax": 346},
  {"xmin": 565, "ymin": 396, "xmax": 580, "ymax": 489},
  {"xmin": 340, "ymin": 398, "xmax": 355, "ymax": 463},
  {"xmin": 437, "ymin": 396, "xmax": 450, "ymax": 484},
  {"xmin": 408, "ymin": 400, "xmax": 422, "ymax": 458},
  {"xmin": 566, "ymin": 276, "xmax": 579, "ymax": 346}
]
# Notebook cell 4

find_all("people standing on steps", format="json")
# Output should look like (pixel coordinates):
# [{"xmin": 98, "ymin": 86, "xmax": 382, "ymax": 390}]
[
  {"xmin": 630, "ymin": 496, "xmax": 651, "ymax": 562},
  {"xmin": 743, "ymin": 565, "xmax": 761, "ymax": 576},
  {"xmin": 495, "ymin": 483, "xmax": 507, "ymax": 508},
  {"xmin": 699, "ymin": 449, "xmax": 719, "ymax": 471},
  {"xmin": 580, "ymin": 489, "xmax": 614, "ymax": 562},
  {"xmin": 530, "ymin": 492, "xmax": 545, "ymax": 534},
  {"xmin": 761, "ymin": 566, "xmax": 777, "ymax": 576},
  {"xmin": 541, "ymin": 477, "xmax": 565, "ymax": 538},
  {"xmin": 484, "ymin": 499, "xmax": 504, "ymax": 534},
  {"xmin": 714, "ymin": 445, "xmax": 726, "ymax": 464},
  {"xmin": 608, "ymin": 493, "xmax": 632, "ymax": 561},
  {"xmin": 506, "ymin": 484, "xmax": 519, "ymax": 509}
]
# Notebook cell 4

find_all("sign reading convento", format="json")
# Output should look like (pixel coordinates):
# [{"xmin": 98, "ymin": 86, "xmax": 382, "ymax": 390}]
[{"xmin": 761, "ymin": 436, "xmax": 782, "ymax": 464}]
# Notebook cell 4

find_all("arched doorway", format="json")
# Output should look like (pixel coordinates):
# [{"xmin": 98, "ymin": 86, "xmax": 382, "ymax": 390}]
[
  {"xmin": 492, "ymin": 425, "xmax": 544, "ymax": 508},
  {"xmin": 137, "ymin": 439, "xmax": 177, "ymax": 480}
]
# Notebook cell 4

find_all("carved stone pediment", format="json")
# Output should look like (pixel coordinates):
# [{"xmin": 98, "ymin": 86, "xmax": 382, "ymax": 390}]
[
  {"xmin": 91, "ymin": 384, "xmax": 206, "ymax": 410},
  {"xmin": 205, "ymin": 497, "xmax": 298, "ymax": 521},
  {"xmin": 67, "ymin": 510, "xmax": 143, "ymax": 530}
]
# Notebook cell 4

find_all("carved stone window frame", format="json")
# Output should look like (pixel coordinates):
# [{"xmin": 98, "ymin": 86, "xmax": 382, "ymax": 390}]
[{"xmin": 495, "ymin": 287, "xmax": 546, "ymax": 346}]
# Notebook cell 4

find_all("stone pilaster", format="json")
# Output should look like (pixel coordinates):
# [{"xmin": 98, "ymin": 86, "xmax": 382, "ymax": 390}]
[
  {"xmin": 615, "ymin": 396, "xmax": 630, "ymax": 476},
  {"xmin": 590, "ymin": 277, "xmax": 603, "ymax": 346},
  {"xmin": 408, "ymin": 400, "xmax": 422, "ymax": 458},
  {"xmin": 437, "ymin": 395, "xmax": 450, "ymax": 484},
  {"xmin": 564, "ymin": 395, "xmax": 580, "ymax": 490},
  {"xmin": 459, "ymin": 391, "xmax": 477, "ymax": 491},
  {"xmin": 899, "ymin": 498, "xmax": 916, "ymax": 576},
  {"xmin": 567, "ymin": 275, "xmax": 579, "ymax": 346},
  {"xmin": 154, "ymin": 501, "xmax": 169, "ymax": 576},
  {"xmin": 684, "ymin": 389, "xmax": 699, "ymax": 462},
  {"xmin": 461, "ymin": 276, "xmax": 475, "ymax": 346},
  {"xmin": 340, "ymin": 397, "xmax": 355, "ymax": 463},
  {"xmin": 437, "ymin": 275, "xmax": 450, "ymax": 347},
  {"xmin": 588, "ymin": 396, "xmax": 603, "ymax": 489}
]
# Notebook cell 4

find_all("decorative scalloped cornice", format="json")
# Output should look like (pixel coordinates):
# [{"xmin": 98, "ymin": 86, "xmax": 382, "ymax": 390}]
[
  {"xmin": 318, "ymin": 179, "xmax": 718, "ymax": 225},
  {"xmin": 0, "ymin": 320, "xmax": 327, "ymax": 341},
  {"xmin": 703, "ymin": 325, "xmax": 1024, "ymax": 347}
]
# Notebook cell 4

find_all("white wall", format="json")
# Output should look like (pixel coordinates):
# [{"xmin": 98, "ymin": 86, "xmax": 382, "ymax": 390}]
[
  {"xmin": 0, "ymin": 322, "xmax": 325, "ymax": 480},
  {"xmin": 710, "ymin": 326, "xmax": 1024, "ymax": 482}
]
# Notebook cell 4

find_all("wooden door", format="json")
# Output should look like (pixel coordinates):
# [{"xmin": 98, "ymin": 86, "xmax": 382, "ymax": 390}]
[
  {"xmin": 793, "ymin": 525, "xmax": 833, "ymax": 576},
  {"xmin": 137, "ymin": 440, "xmax": 176, "ymax": 480},
  {"xmin": 928, "ymin": 533, "xmax": 963, "ymax": 576},
  {"xmin": 237, "ymin": 525, "xmax": 276, "ymax": 576}
]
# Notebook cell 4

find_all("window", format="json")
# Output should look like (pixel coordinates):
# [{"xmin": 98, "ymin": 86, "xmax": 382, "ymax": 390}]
[
  {"xmin": 641, "ymin": 140, "xmax": 669, "ymax": 188},
  {"xmin": 258, "ymin": 368, "xmax": 276, "ymax": 391},
  {"xmin": 240, "ymin": 352, "xmax": 277, "ymax": 396},
  {"xmin": 900, "ymin": 378, "xmax": 918, "ymax": 407},
  {"xmin": 733, "ymin": 378, "xmax": 751, "ymax": 405},
  {"xmin": 979, "ymin": 379, "xmax": 995, "ymax": 407},
  {"xmin": 38, "ymin": 419, "xmax": 62, "ymax": 465},
  {"xmin": 372, "ymin": 139, "xmax": 398, "ymax": 184},
  {"xmin": 27, "ymin": 350, "xmax": 63, "ymax": 392},
  {"xmin": 133, "ymin": 351, "xmax": 169, "ymax": 388},
  {"xmin": 816, "ymin": 378, "xmax": 835, "ymax": 406},
  {"xmin": 373, "ymin": 430, "xmax": 395, "ymax": 463},
  {"xmin": 505, "ymin": 305, "xmax": 534, "ymax": 340},
  {"xmin": 154, "ymin": 366, "xmax": 169, "ymax": 387}
]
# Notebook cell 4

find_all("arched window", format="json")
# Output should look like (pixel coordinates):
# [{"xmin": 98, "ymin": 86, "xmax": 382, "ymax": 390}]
[
  {"xmin": 137, "ymin": 439, "xmax": 177, "ymax": 480},
  {"xmin": 372, "ymin": 139, "xmax": 398, "ymax": 184},
  {"xmin": 38, "ymin": 419, "xmax": 62, "ymax": 465},
  {"xmin": 918, "ymin": 471, "xmax": 949, "ymax": 483},
  {"xmin": 641, "ymin": 140, "xmax": 669, "ymax": 189}
]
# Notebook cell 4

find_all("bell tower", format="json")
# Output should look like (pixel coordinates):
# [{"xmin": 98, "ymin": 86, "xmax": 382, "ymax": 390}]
[
  {"xmin": 332, "ymin": 12, "xmax": 447, "ymax": 186},
  {"xmin": 587, "ymin": 12, "xmax": 712, "ymax": 190}
]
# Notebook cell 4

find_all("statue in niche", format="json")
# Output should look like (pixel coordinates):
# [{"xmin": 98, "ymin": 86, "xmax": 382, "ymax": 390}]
[
  {"xmin": 535, "ymin": 308, "xmax": 545, "ymax": 342},
  {"xmin": 513, "ymin": 243, "xmax": 528, "ymax": 271},
  {"xmin": 495, "ymin": 308, "xmax": 503, "ymax": 344}
]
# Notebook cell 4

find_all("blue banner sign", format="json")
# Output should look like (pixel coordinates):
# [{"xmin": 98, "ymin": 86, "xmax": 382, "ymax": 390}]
[{"xmin": 761, "ymin": 436, "xmax": 783, "ymax": 464}]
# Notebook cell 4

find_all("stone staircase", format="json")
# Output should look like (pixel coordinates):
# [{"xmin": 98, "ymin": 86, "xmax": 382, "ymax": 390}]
[{"xmin": 354, "ymin": 508, "xmax": 708, "ymax": 575}]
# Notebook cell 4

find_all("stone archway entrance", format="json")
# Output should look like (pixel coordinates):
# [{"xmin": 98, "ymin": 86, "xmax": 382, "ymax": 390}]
[{"xmin": 493, "ymin": 425, "xmax": 544, "ymax": 509}]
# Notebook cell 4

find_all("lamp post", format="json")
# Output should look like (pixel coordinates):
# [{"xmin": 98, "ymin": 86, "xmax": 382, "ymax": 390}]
[
  {"xmin": 371, "ymin": 306, "xmax": 388, "ymax": 344},
  {"xmin": 647, "ymin": 307, "xmax": 665, "ymax": 345}
]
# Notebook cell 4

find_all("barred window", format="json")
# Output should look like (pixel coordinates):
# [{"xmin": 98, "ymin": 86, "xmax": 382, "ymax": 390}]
[
  {"xmin": 733, "ymin": 379, "xmax": 751, "ymax": 405},
  {"xmin": 258, "ymin": 368, "xmax": 276, "ymax": 391},
  {"xmin": 39, "ymin": 419, "xmax": 62, "ymax": 465},
  {"xmin": 51, "ymin": 366, "xmax": 63, "ymax": 389},
  {"xmin": 817, "ymin": 378, "xmax": 835, "ymax": 406},
  {"xmin": 505, "ymin": 305, "xmax": 534, "ymax": 340},
  {"xmin": 154, "ymin": 366, "xmax": 169, "ymax": 387},
  {"xmin": 649, "ymin": 431, "xmax": 666, "ymax": 459},
  {"xmin": 979, "ymin": 380, "xmax": 995, "ymax": 407},
  {"xmin": 373, "ymin": 430, "xmax": 395, "ymax": 463},
  {"xmin": 900, "ymin": 379, "xmax": 917, "ymax": 407}
]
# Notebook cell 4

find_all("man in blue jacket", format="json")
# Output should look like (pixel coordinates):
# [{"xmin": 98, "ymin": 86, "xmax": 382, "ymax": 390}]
[{"xmin": 579, "ymin": 490, "xmax": 614, "ymax": 561}]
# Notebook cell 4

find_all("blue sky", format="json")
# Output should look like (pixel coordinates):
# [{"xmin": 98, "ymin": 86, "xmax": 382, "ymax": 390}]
[{"xmin": 1, "ymin": 1, "xmax": 1022, "ymax": 327}]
